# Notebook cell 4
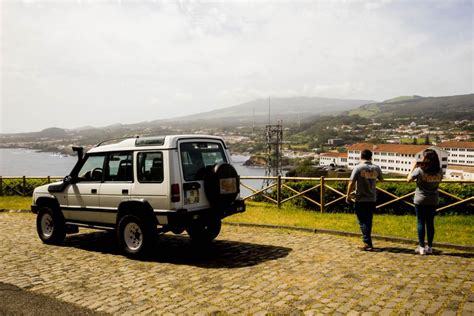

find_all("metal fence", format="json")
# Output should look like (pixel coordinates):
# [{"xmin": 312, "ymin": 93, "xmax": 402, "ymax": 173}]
[
  {"xmin": 1, "ymin": 175, "xmax": 473, "ymax": 213},
  {"xmin": 0, "ymin": 176, "xmax": 63, "ymax": 196},
  {"xmin": 240, "ymin": 176, "xmax": 474, "ymax": 213}
]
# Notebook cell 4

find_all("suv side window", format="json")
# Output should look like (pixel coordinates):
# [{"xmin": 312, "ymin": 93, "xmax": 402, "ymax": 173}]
[
  {"xmin": 77, "ymin": 154, "xmax": 106, "ymax": 182},
  {"xmin": 137, "ymin": 152, "xmax": 164, "ymax": 183},
  {"xmin": 105, "ymin": 152, "xmax": 133, "ymax": 182},
  {"xmin": 180, "ymin": 142, "xmax": 227, "ymax": 181}
]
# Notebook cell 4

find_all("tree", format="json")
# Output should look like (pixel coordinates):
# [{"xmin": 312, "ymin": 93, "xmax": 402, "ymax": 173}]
[{"xmin": 424, "ymin": 135, "xmax": 430, "ymax": 145}]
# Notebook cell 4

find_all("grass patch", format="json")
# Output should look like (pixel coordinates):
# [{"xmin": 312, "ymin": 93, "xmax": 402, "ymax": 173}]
[
  {"xmin": 400, "ymin": 137, "xmax": 433, "ymax": 144},
  {"xmin": 0, "ymin": 196, "xmax": 31, "ymax": 210},
  {"xmin": 225, "ymin": 201, "xmax": 474, "ymax": 245}
]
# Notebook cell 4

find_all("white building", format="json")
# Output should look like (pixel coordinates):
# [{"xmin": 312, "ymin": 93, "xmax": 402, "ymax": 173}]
[
  {"xmin": 346, "ymin": 143, "xmax": 448, "ymax": 175},
  {"xmin": 438, "ymin": 141, "xmax": 474, "ymax": 166},
  {"xmin": 319, "ymin": 152, "xmax": 348, "ymax": 167},
  {"xmin": 445, "ymin": 165, "xmax": 474, "ymax": 180}
]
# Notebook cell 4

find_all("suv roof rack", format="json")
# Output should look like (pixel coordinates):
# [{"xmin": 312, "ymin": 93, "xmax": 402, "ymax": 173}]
[{"xmin": 94, "ymin": 136, "xmax": 139, "ymax": 147}]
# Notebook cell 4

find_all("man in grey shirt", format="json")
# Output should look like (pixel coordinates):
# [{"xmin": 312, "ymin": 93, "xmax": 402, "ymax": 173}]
[{"xmin": 346, "ymin": 149, "xmax": 383, "ymax": 250}]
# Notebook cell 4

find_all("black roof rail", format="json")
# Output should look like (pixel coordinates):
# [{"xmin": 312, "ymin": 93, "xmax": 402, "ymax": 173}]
[{"xmin": 94, "ymin": 135, "xmax": 140, "ymax": 147}]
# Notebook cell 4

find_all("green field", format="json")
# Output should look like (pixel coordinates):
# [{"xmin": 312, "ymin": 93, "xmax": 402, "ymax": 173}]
[
  {"xmin": 226, "ymin": 201, "xmax": 474, "ymax": 245},
  {"xmin": 2, "ymin": 197, "xmax": 472, "ymax": 245},
  {"xmin": 400, "ymin": 137, "xmax": 434, "ymax": 144},
  {"xmin": 0, "ymin": 196, "xmax": 32, "ymax": 211}
]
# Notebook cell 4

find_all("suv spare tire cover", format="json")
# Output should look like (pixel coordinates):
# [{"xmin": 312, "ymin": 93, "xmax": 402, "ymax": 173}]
[{"xmin": 204, "ymin": 163, "xmax": 240, "ymax": 207}]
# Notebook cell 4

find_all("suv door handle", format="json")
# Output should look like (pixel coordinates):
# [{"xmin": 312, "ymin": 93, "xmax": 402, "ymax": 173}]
[
  {"xmin": 122, "ymin": 189, "xmax": 129, "ymax": 195},
  {"xmin": 91, "ymin": 189, "xmax": 97, "ymax": 194},
  {"xmin": 183, "ymin": 182, "xmax": 201, "ymax": 190}
]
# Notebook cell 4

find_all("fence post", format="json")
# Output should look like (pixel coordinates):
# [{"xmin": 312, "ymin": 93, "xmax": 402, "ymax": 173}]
[
  {"xmin": 320, "ymin": 176, "xmax": 325, "ymax": 213},
  {"xmin": 0, "ymin": 176, "xmax": 3, "ymax": 196},
  {"xmin": 277, "ymin": 175, "xmax": 282, "ymax": 208},
  {"xmin": 47, "ymin": 176, "xmax": 51, "ymax": 184},
  {"xmin": 22, "ymin": 176, "xmax": 26, "ymax": 196}
]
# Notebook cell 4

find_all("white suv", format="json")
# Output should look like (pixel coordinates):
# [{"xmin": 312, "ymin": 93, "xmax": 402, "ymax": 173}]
[{"xmin": 31, "ymin": 135, "xmax": 245, "ymax": 257}]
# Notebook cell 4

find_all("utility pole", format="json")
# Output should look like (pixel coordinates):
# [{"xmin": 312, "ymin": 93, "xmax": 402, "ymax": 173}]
[
  {"xmin": 263, "ymin": 121, "xmax": 283, "ymax": 187},
  {"xmin": 268, "ymin": 97, "xmax": 271, "ymax": 126},
  {"xmin": 252, "ymin": 107, "xmax": 256, "ymax": 136}
]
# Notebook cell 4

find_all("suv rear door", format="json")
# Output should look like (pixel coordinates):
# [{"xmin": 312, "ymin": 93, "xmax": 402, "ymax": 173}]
[
  {"xmin": 131, "ymin": 151, "xmax": 169, "ymax": 211},
  {"xmin": 178, "ymin": 140, "xmax": 229, "ymax": 211}
]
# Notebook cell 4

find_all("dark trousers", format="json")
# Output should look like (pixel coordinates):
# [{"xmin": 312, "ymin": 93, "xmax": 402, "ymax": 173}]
[
  {"xmin": 415, "ymin": 204, "xmax": 436, "ymax": 247},
  {"xmin": 355, "ymin": 202, "xmax": 375, "ymax": 247}
]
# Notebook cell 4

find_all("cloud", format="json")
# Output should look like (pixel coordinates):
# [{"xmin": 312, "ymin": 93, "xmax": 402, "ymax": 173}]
[{"xmin": 0, "ymin": 0, "xmax": 472, "ymax": 132}]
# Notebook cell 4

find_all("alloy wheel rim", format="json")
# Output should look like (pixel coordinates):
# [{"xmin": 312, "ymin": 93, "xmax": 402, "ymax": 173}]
[
  {"xmin": 124, "ymin": 222, "xmax": 143, "ymax": 251},
  {"xmin": 41, "ymin": 213, "xmax": 54, "ymax": 238}
]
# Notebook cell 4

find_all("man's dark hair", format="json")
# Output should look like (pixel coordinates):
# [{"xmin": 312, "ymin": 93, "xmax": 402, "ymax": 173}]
[{"xmin": 361, "ymin": 149, "xmax": 372, "ymax": 160}]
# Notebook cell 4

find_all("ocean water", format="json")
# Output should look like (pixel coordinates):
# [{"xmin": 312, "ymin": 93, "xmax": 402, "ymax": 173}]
[
  {"xmin": 0, "ymin": 148, "xmax": 77, "ymax": 176},
  {"xmin": 0, "ymin": 148, "xmax": 266, "ymax": 196}
]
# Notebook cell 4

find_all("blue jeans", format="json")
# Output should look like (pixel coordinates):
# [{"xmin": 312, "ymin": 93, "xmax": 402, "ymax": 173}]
[
  {"xmin": 355, "ymin": 202, "xmax": 375, "ymax": 247},
  {"xmin": 415, "ymin": 204, "xmax": 436, "ymax": 247}
]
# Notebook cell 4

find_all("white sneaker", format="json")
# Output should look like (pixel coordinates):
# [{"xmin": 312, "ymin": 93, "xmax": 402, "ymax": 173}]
[
  {"xmin": 425, "ymin": 246, "xmax": 433, "ymax": 254},
  {"xmin": 415, "ymin": 246, "xmax": 426, "ymax": 255}
]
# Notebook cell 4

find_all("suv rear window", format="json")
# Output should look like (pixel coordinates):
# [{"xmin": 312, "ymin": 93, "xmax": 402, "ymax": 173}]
[{"xmin": 180, "ymin": 142, "xmax": 227, "ymax": 181}]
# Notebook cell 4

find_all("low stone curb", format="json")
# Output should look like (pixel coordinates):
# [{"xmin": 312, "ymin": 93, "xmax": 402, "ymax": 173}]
[
  {"xmin": 224, "ymin": 221, "xmax": 474, "ymax": 252},
  {"xmin": 0, "ymin": 209, "xmax": 30, "ymax": 213}
]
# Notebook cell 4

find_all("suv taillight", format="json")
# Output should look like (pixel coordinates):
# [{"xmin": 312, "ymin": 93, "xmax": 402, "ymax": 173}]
[{"xmin": 171, "ymin": 184, "xmax": 180, "ymax": 202}]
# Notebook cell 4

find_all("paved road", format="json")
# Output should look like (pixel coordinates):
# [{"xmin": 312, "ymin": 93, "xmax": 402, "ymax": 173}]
[
  {"xmin": 0, "ymin": 213, "xmax": 473, "ymax": 315},
  {"xmin": 0, "ymin": 282, "xmax": 103, "ymax": 316}
]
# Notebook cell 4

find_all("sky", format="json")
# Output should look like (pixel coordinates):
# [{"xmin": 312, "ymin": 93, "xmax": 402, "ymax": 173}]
[{"xmin": 1, "ymin": 0, "xmax": 473, "ymax": 133}]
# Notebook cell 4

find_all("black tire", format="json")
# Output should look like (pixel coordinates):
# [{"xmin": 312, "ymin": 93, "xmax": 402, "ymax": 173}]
[
  {"xmin": 186, "ymin": 218, "xmax": 221, "ymax": 244},
  {"xmin": 204, "ymin": 163, "xmax": 239, "ymax": 207},
  {"xmin": 36, "ymin": 206, "xmax": 66, "ymax": 245},
  {"xmin": 117, "ymin": 214, "xmax": 154, "ymax": 257}
]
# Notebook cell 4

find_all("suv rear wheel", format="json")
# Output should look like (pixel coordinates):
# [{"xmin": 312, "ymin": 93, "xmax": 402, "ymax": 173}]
[
  {"xmin": 36, "ymin": 206, "xmax": 66, "ymax": 245},
  {"xmin": 117, "ymin": 214, "xmax": 154, "ymax": 257},
  {"xmin": 186, "ymin": 218, "xmax": 221, "ymax": 243}
]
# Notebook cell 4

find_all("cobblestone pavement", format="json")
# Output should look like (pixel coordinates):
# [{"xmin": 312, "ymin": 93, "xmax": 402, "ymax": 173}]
[{"xmin": 0, "ymin": 213, "xmax": 473, "ymax": 315}]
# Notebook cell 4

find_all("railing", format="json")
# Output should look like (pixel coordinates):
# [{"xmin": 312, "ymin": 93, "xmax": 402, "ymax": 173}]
[
  {"xmin": 0, "ymin": 176, "xmax": 63, "ymax": 196},
  {"xmin": 1, "ymin": 175, "xmax": 473, "ymax": 213},
  {"xmin": 240, "ymin": 176, "xmax": 474, "ymax": 213}
]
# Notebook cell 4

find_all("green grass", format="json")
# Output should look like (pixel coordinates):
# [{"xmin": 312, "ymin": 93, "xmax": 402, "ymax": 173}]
[
  {"xmin": 0, "ymin": 196, "xmax": 31, "ymax": 210},
  {"xmin": 1, "ymin": 197, "xmax": 472, "ymax": 245},
  {"xmin": 400, "ymin": 137, "xmax": 434, "ymax": 144},
  {"xmin": 349, "ymin": 104, "xmax": 380, "ymax": 118},
  {"xmin": 225, "ymin": 201, "xmax": 474, "ymax": 245}
]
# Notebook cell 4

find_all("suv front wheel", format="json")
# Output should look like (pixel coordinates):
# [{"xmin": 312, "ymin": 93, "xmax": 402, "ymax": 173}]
[
  {"xmin": 117, "ymin": 214, "xmax": 154, "ymax": 257},
  {"xmin": 186, "ymin": 218, "xmax": 221, "ymax": 243},
  {"xmin": 36, "ymin": 206, "xmax": 66, "ymax": 245}
]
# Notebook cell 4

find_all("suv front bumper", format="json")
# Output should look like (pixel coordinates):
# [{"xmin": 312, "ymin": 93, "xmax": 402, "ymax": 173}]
[{"xmin": 31, "ymin": 204, "xmax": 39, "ymax": 214}]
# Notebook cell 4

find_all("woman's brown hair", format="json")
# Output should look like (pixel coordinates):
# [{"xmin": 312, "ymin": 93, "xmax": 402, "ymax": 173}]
[{"xmin": 418, "ymin": 149, "xmax": 441, "ymax": 173}]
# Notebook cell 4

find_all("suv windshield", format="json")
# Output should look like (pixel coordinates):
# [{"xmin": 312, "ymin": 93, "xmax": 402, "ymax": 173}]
[{"xmin": 180, "ymin": 142, "xmax": 227, "ymax": 181}]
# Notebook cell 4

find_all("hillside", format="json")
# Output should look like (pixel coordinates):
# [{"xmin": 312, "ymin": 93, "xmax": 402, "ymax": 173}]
[
  {"xmin": 1, "ymin": 93, "xmax": 472, "ymax": 154},
  {"xmin": 157, "ymin": 96, "xmax": 375, "ymax": 126},
  {"xmin": 349, "ymin": 94, "xmax": 474, "ymax": 119}
]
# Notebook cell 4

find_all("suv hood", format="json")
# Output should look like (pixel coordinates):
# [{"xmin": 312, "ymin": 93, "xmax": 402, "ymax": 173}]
[{"xmin": 34, "ymin": 183, "xmax": 59, "ymax": 195}]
